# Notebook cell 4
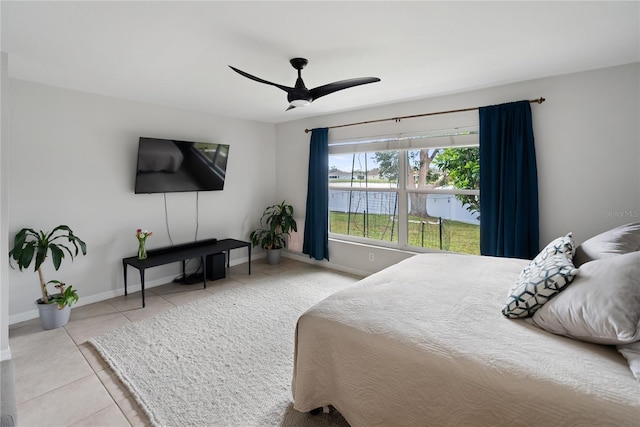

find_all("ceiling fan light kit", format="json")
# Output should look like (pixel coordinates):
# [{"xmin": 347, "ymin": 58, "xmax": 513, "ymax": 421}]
[
  {"xmin": 290, "ymin": 99, "xmax": 311, "ymax": 107},
  {"xmin": 229, "ymin": 57, "xmax": 380, "ymax": 110}
]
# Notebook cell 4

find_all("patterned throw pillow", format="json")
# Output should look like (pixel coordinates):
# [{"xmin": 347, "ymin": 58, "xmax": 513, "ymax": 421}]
[
  {"xmin": 531, "ymin": 232, "xmax": 575, "ymax": 265},
  {"xmin": 502, "ymin": 253, "xmax": 578, "ymax": 319}
]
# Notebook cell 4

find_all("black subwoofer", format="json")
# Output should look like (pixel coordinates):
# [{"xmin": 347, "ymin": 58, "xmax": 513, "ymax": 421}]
[{"xmin": 205, "ymin": 252, "xmax": 226, "ymax": 280}]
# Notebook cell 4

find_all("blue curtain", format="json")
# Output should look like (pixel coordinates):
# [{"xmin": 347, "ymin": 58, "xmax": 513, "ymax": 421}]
[
  {"xmin": 479, "ymin": 101, "xmax": 539, "ymax": 259},
  {"xmin": 303, "ymin": 128, "xmax": 329, "ymax": 261}
]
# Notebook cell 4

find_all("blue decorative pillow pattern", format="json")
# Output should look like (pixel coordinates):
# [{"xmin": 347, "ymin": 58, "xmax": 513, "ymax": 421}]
[
  {"xmin": 502, "ymin": 253, "xmax": 579, "ymax": 319},
  {"xmin": 531, "ymin": 232, "xmax": 575, "ymax": 265}
]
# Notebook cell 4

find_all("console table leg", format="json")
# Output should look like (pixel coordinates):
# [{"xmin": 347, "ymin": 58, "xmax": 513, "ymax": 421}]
[
  {"xmin": 139, "ymin": 269, "xmax": 146, "ymax": 308},
  {"xmin": 123, "ymin": 262, "xmax": 128, "ymax": 296},
  {"xmin": 201, "ymin": 256, "xmax": 207, "ymax": 289}
]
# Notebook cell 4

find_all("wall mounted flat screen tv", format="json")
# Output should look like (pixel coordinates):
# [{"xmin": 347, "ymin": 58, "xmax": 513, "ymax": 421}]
[{"xmin": 134, "ymin": 137, "xmax": 229, "ymax": 194}]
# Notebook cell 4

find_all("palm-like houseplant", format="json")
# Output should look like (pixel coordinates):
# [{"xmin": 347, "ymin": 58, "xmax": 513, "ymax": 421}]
[
  {"xmin": 9, "ymin": 225, "xmax": 87, "ymax": 329},
  {"xmin": 250, "ymin": 201, "xmax": 297, "ymax": 264}
]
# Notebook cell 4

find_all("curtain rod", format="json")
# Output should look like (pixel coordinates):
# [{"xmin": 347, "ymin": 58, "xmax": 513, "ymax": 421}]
[{"xmin": 304, "ymin": 97, "xmax": 545, "ymax": 133}]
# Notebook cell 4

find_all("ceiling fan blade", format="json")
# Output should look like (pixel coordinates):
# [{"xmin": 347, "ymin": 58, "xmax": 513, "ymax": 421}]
[
  {"xmin": 228, "ymin": 65, "xmax": 293, "ymax": 93},
  {"xmin": 309, "ymin": 77, "xmax": 381, "ymax": 101},
  {"xmin": 231, "ymin": 59, "xmax": 380, "ymax": 110}
]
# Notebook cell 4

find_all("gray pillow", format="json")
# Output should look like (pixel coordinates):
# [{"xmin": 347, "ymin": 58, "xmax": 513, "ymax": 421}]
[
  {"xmin": 573, "ymin": 222, "xmax": 640, "ymax": 267},
  {"xmin": 531, "ymin": 251, "xmax": 640, "ymax": 344}
]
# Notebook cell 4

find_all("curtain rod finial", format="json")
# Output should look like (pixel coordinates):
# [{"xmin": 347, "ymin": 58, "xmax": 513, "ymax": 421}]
[
  {"xmin": 304, "ymin": 128, "xmax": 311, "ymax": 133},
  {"xmin": 536, "ymin": 97, "xmax": 545, "ymax": 104}
]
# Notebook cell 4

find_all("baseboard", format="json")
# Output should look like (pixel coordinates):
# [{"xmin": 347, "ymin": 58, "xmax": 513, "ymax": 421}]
[
  {"xmin": 9, "ymin": 309, "xmax": 40, "ymax": 325},
  {"xmin": 8, "ymin": 256, "xmax": 253, "ymax": 325},
  {"xmin": 8, "ymin": 274, "xmax": 178, "ymax": 325},
  {"xmin": 282, "ymin": 251, "xmax": 369, "ymax": 278},
  {"xmin": 0, "ymin": 347, "xmax": 11, "ymax": 361}
]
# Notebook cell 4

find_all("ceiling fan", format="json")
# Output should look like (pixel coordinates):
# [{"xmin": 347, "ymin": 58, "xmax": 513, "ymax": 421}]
[{"xmin": 229, "ymin": 58, "xmax": 381, "ymax": 110}]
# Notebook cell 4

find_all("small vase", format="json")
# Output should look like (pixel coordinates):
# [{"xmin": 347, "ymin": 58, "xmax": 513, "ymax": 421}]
[{"xmin": 138, "ymin": 239, "xmax": 147, "ymax": 259}]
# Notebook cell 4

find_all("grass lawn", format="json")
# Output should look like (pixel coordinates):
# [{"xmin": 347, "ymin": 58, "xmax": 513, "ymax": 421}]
[{"xmin": 330, "ymin": 211, "xmax": 480, "ymax": 255}]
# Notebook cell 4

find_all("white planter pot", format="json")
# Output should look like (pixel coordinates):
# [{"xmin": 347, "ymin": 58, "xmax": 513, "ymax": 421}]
[
  {"xmin": 36, "ymin": 298, "xmax": 71, "ymax": 330},
  {"xmin": 266, "ymin": 248, "xmax": 282, "ymax": 265}
]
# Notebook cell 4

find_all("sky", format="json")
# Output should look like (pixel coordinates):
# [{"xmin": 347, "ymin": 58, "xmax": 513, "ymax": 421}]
[{"xmin": 329, "ymin": 153, "xmax": 380, "ymax": 172}]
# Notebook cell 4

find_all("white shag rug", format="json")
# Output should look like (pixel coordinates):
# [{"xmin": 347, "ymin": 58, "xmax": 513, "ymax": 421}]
[{"xmin": 89, "ymin": 266, "xmax": 358, "ymax": 427}]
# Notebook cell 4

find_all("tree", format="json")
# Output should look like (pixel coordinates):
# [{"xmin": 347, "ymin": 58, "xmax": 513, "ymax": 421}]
[
  {"xmin": 408, "ymin": 149, "xmax": 440, "ymax": 217},
  {"xmin": 433, "ymin": 147, "xmax": 480, "ymax": 216},
  {"xmin": 373, "ymin": 151, "xmax": 398, "ymax": 182},
  {"xmin": 374, "ymin": 149, "xmax": 439, "ymax": 217}
]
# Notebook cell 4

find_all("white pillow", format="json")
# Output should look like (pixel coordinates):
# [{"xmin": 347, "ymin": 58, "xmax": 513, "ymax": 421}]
[
  {"xmin": 617, "ymin": 341, "xmax": 640, "ymax": 381},
  {"xmin": 573, "ymin": 222, "xmax": 640, "ymax": 267},
  {"xmin": 502, "ymin": 253, "xmax": 578, "ymax": 319},
  {"xmin": 531, "ymin": 232, "xmax": 575, "ymax": 264},
  {"xmin": 531, "ymin": 251, "xmax": 640, "ymax": 344}
]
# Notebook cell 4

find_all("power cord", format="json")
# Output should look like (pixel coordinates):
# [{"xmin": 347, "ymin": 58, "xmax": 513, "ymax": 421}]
[
  {"xmin": 163, "ymin": 193, "xmax": 175, "ymax": 246},
  {"xmin": 173, "ymin": 259, "xmax": 204, "ymax": 284},
  {"xmin": 164, "ymin": 191, "xmax": 204, "ymax": 284},
  {"xmin": 194, "ymin": 191, "xmax": 199, "ymax": 241}
]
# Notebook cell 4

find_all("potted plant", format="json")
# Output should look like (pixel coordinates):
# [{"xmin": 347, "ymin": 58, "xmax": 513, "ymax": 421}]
[
  {"xmin": 9, "ymin": 225, "xmax": 87, "ymax": 330},
  {"xmin": 249, "ymin": 201, "xmax": 297, "ymax": 265}
]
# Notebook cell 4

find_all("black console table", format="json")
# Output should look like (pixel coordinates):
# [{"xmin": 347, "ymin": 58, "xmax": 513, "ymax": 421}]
[{"xmin": 122, "ymin": 238, "xmax": 251, "ymax": 307}]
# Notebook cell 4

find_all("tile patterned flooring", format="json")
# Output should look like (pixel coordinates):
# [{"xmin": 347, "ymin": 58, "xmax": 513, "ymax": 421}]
[{"xmin": 9, "ymin": 258, "xmax": 309, "ymax": 427}]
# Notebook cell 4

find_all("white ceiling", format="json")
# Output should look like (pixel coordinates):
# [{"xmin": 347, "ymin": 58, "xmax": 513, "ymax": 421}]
[{"xmin": 2, "ymin": 1, "xmax": 639, "ymax": 124}]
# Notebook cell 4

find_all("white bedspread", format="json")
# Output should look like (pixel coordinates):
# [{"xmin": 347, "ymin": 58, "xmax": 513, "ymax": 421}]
[{"xmin": 292, "ymin": 253, "xmax": 640, "ymax": 426}]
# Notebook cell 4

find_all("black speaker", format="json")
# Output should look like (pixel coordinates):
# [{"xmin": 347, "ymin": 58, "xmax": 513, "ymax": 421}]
[{"xmin": 205, "ymin": 252, "xmax": 226, "ymax": 281}]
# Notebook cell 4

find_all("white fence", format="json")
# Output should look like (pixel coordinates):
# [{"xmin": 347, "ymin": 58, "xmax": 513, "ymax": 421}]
[{"xmin": 329, "ymin": 190, "xmax": 479, "ymax": 225}]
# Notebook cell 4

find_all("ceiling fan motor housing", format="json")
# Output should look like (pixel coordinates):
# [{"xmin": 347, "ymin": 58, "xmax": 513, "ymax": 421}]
[{"xmin": 290, "ymin": 58, "xmax": 308, "ymax": 70}]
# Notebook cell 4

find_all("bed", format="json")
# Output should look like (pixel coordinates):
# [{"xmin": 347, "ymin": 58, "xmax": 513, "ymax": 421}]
[{"xmin": 292, "ymin": 225, "xmax": 640, "ymax": 426}]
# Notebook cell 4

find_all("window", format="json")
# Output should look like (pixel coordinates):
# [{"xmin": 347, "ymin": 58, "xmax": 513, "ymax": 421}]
[
  {"xmin": 329, "ymin": 151, "xmax": 399, "ymax": 243},
  {"xmin": 328, "ymin": 131, "xmax": 480, "ymax": 254},
  {"xmin": 405, "ymin": 147, "xmax": 479, "ymax": 254}
]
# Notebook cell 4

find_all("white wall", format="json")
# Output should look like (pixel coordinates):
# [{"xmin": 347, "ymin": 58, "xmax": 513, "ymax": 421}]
[
  {"xmin": 7, "ymin": 79, "xmax": 276, "ymax": 322},
  {"xmin": 276, "ymin": 63, "xmax": 640, "ymax": 275},
  {"xmin": 1, "ymin": 52, "xmax": 11, "ymax": 359},
  {"xmin": 6, "ymin": 63, "xmax": 639, "ymax": 322}
]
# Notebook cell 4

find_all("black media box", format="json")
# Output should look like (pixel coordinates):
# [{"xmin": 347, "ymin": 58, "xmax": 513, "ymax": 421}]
[{"xmin": 205, "ymin": 252, "xmax": 226, "ymax": 281}]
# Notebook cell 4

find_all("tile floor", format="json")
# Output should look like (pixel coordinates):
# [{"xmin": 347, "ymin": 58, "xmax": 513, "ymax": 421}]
[{"xmin": 9, "ymin": 258, "xmax": 308, "ymax": 427}]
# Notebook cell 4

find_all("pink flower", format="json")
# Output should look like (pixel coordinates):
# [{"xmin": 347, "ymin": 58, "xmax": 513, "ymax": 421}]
[{"xmin": 136, "ymin": 229, "xmax": 153, "ymax": 240}]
